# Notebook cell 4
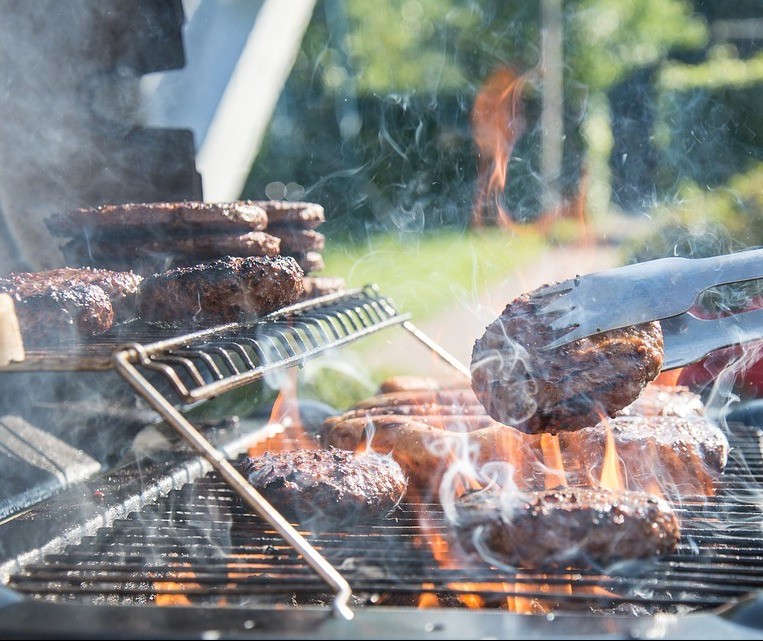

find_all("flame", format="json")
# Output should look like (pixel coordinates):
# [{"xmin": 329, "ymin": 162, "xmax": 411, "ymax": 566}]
[
  {"xmin": 153, "ymin": 566, "xmax": 198, "ymax": 606},
  {"xmin": 540, "ymin": 434, "xmax": 567, "ymax": 488},
  {"xmin": 471, "ymin": 66, "xmax": 527, "ymax": 228},
  {"xmin": 248, "ymin": 369, "xmax": 316, "ymax": 456},
  {"xmin": 598, "ymin": 423, "xmax": 625, "ymax": 491}
]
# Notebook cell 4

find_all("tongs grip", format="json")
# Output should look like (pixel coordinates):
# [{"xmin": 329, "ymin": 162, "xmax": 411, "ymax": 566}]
[
  {"xmin": 682, "ymin": 247, "xmax": 763, "ymax": 292},
  {"xmin": 661, "ymin": 307, "xmax": 763, "ymax": 370},
  {"xmin": 542, "ymin": 247, "xmax": 763, "ymax": 349}
]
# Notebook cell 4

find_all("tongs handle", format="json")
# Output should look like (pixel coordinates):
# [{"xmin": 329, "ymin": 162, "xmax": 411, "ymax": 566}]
[
  {"xmin": 681, "ymin": 247, "xmax": 763, "ymax": 292},
  {"xmin": 661, "ymin": 307, "xmax": 763, "ymax": 370}
]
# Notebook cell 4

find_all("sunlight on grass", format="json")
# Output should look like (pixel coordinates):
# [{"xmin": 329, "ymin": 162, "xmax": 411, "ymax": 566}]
[{"xmin": 321, "ymin": 227, "xmax": 547, "ymax": 321}]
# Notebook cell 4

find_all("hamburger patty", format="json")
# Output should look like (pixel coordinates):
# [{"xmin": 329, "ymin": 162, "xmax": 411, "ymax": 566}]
[
  {"xmin": 6, "ymin": 284, "xmax": 114, "ymax": 345},
  {"xmin": 560, "ymin": 414, "xmax": 728, "ymax": 497},
  {"xmin": 470, "ymin": 283, "xmax": 664, "ymax": 434},
  {"xmin": 62, "ymin": 230, "xmax": 281, "ymax": 261},
  {"xmin": 240, "ymin": 448, "xmax": 407, "ymax": 528},
  {"xmin": 272, "ymin": 229, "xmax": 325, "ymax": 254},
  {"xmin": 45, "ymin": 200, "xmax": 268, "ymax": 236},
  {"xmin": 0, "ymin": 267, "xmax": 142, "ymax": 322},
  {"xmin": 0, "ymin": 267, "xmax": 146, "ymax": 344},
  {"xmin": 254, "ymin": 200, "xmax": 325, "ymax": 228},
  {"xmin": 136, "ymin": 255, "xmax": 304, "ymax": 328},
  {"xmin": 454, "ymin": 487, "xmax": 680, "ymax": 569}
]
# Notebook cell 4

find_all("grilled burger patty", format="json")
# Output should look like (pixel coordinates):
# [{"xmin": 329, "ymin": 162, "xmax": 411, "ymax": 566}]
[
  {"xmin": 45, "ymin": 200, "xmax": 269, "ymax": 236},
  {"xmin": 5, "ymin": 284, "xmax": 114, "ymax": 345},
  {"xmin": 271, "ymin": 229, "xmax": 325, "ymax": 254},
  {"xmin": 559, "ymin": 414, "xmax": 729, "ymax": 497},
  {"xmin": 0, "ymin": 267, "xmax": 144, "ymax": 344},
  {"xmin": 136, "ymin": 255, "xmax": 304, "ymax": 327},
  {"xmin": 254, "ymin": 200, "xmax": 325, "ymax": 228},
  {"xmin": 454, "ymin": 487, "xmax": 680, "ymax": 569},
  {"xmin": 471, "ymin": 284, "xmax": 664, "ymax": 434},
  {"xmin": 62, "ymin": 230, "xmax": 281, "ymax": 262},
  {"xmin": 240, "ymin": 448, "xmax": 407, "ymax": 527}
]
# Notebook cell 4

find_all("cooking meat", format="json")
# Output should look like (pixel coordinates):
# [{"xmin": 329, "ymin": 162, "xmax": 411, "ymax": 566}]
[
  {"xmin": 62, "ymin": 230, "xmax": 281, "ymax": 263},
  {"xmin": 239, "ymin": 448, "xmax": 407, "ymax": 528},
  {"xmin": 351, "ymin": 388, "xmax": 484, "ymax": 411},
  {"xmin": 5, "ymin": 283, "xmax": 113, "ymax": 345},
  {"xmin": 323, "ymin": 417, "xmax": 540, "ymax": 495},
  {"xmin": 616, "ymin": 383, "xmax": 705, "ymax": 418},
  {"xmin": 323, "ymin": 404, "xmax": 494, "ymax": 429},
  {"xmin": 136, "ymin": 255, "xmax": 304, "ymax": 328},
  {"xmin": 45, "ymin": 200, "xmax": 268, "ymax": 236},
  {"xmin": 272, "ymin": 229, "xmax": 325, "ymax": 254},
  {"xmin": 292, "ymin": 251, "xmax": 325, "ymax": 274},
  {"xmin": 0, "ymin": 267, "xmax": 142, "ymax": 323},
  {"xmin": 378, "ymin": 375, "xmax": 470, "ymax": 394},
  {"xmin": 256, "ymin": 200, "xmax": 325, "ymax": 228},
  {"xmin": 454, "ymin": 487, "xmax": 680, "ymax": 569},
  {"xmin": 470, "ymin": 283, "xmax": 664, "ymax": 434},
  {"xmin": 323, "ymin": 409, "xmax": 726, "ymax": 499},
  {"xmin": 299, "ymin": 276, "xmax": 347, "ymax": 300},
  {"xmin": 559, "ymin": 414, "xmax": 728, "ymax": 496},
  {"xmin": 322, "ymin": 412, "xmax": 497, "ymax": 438}
]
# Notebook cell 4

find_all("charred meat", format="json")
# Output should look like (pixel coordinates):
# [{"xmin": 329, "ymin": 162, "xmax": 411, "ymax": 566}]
[
  {"xmin": 471, "ymin": 284, "xmax": 664, "ymax": 434},
  {"xmin": 136, "ymin": 255, "xmax": 304, "ymax": 327},
  {"xmin": 0, "ymin": 267, "xmax": 144, "ymax": 344},
  {"xmin": 322, "ymin": 417, "xmax": 539, "ymax": 497},
  {"xmin": 255, "ymin": 200, "xmax": 325, "ymax": 228},
  {"xmin": 240, "ymin": 448, "xmax": 407, "ymax": 528},
  {"xmin": 560, "ymin": 414, "xmax": 728, "ymax": 497},
  {"xmin": 0, "ymin": 266, "xmax": 142, "ymax": 320},
  {"xmin": 454, "ymin": 486, "xmax": 680, "ymax": 569},
  {"xmin": 6, "ymin": 283, "xmax": 113, "ymax": 345}
]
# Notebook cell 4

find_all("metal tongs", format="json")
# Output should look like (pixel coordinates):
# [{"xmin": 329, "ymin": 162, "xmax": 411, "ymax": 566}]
[{"xmin": 533, "ymin": 247, "xmax": 763, "ymax": 369}]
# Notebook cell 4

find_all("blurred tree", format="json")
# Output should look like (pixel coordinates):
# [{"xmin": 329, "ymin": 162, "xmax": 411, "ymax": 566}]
[{"xmin": 243, "ymin": 0, "xmax": 760, "ymax": 237}]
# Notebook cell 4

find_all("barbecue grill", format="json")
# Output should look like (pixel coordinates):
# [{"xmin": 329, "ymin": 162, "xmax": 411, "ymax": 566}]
[{"xmin": 1, "ymin": 286, "xmax": 763, "ymax": 639}]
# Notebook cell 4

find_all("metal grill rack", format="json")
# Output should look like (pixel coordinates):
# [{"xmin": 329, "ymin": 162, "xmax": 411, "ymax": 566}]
[
  {"xmin": 7, "ymin": 424, "xmax": 763, "ymax": 616},
  {"xmin": 1, "ymin": 284, "xmax": 461, "ymax": 620},
  {"xmin": 113, "ymin": 285, "xmax": 414, "ymax": 406}
]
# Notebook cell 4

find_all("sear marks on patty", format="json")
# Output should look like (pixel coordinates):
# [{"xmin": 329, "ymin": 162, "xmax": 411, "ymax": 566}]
[
  {"xmin": 470, "ymin": 283, "xmax": 664, "ymax": 435},
  {"xmin": 136, "ymin": 255, "xmax": 304, "ymax": 328},
  {"xmin": 454, "ymin": 486, "xmax": 680, "ymax": 569},
  {"xmin": 240, "ymin": 448, "xmax": 408, "ymax": 529}
]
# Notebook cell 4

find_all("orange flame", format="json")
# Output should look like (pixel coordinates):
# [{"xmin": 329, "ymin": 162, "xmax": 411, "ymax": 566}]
[
  {"xmin": 599, "ymin": 423, "xmax": 624, "ymax": 491},
  {"xmin": 248, "ymin": 369, "xmax": 316, "ymax": 456},
  {"xmin": 471, "ymin": 66, "xmax": 527, "ymax": 228},
  {"xmin": 540, "ymin": 434, "xmax": 567, "ymax": 489}
]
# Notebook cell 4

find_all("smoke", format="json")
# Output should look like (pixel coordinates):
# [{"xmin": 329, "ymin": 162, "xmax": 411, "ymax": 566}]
[{"xmin": 0, "ymin": 0, "xmax": 195, "ymax": 274}]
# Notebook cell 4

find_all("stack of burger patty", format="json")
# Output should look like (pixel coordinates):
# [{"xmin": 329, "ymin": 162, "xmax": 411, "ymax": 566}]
[{"xmin": 44, "ymin": 200, "xmax": 346, "ymax": 299}]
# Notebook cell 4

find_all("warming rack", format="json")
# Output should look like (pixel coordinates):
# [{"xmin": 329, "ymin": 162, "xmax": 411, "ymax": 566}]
[{"xmin": 0, "ymin": 285, "xmax": 469, "ymax": 620}]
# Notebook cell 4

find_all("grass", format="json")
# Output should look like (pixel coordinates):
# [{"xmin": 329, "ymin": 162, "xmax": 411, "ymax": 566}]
[
  {"xmin": 320, "ymin": 226, "xmax": 548, "ymax": 322},
  {"xmin": 291, "ymin": 226, "xmax": 550, "ymax": 409}
]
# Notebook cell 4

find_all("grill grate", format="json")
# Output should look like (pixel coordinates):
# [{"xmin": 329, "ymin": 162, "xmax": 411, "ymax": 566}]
[
  {"xmin": 117, "ymin": 285, "xmax": 410, "ymax": 405},
  {"xmin": 8, "ymin": 425, "xmax": 763, "ymax": 614}
]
